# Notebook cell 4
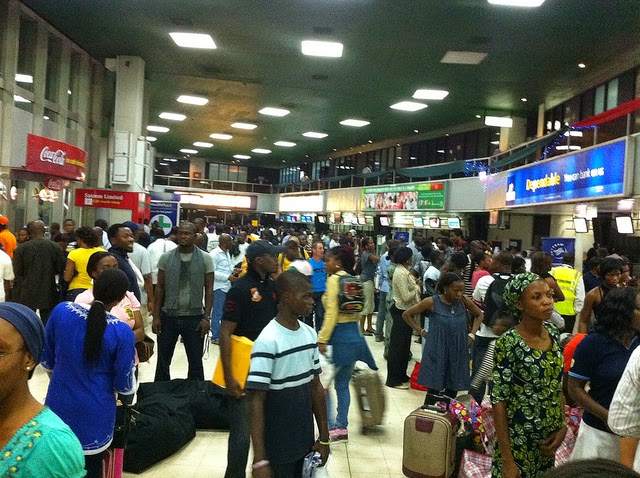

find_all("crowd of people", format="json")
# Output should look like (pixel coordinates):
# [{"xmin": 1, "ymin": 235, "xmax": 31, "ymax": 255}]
[{"xmin": 2, "ymin": 214, "xmax": 640, "ymax": 477}]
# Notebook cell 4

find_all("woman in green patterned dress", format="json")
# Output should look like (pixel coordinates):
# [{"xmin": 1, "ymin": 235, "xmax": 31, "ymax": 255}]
[{"xmin": 491, "ymin": 273, "xmax": 567, "ymax": 478}]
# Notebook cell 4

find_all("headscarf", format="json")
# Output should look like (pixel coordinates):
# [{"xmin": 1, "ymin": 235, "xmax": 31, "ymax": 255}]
[
  {"xmin": 0, "ymin": 303, "xmax": 45, "ymax": 363},
  {"xmin": 503, "ymin": 272, "xmax": 542, "ymax": 321}
]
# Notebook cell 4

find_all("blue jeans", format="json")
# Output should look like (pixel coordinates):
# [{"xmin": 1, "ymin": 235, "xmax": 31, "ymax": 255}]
[
  {"xmin": 328, "ymin": 362, "xmax": 355, "ymax": 430},
  {"xmin": 376, "ymin": 291, "xmax": 387, "ymax": 339},
  {"xmin": 210, "ymin": 289, "xmax": 227, "ymax": 340},
  {"xmin": 225, "ymin": 395, "xmax": 250, "ymax": 478},
  {"xmin": 154, "ymin": 313, "xmax": 204, "ymax": 381},
  {"xmin": 313, "ymin": 291, "xmax": 325, "ymax": 331}
]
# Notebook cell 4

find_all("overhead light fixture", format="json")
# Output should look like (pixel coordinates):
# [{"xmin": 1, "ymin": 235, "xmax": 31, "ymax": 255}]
[
  {"xmin": 274, "ymin": 141, "xmax": 296, "ymax": 147},
  {"xmin": 490, "ymin": 140, "xmax": 500, "ymax": 145},
  {"xmin": 159, "ymin": 112, "xmax": 186, "ymax": 121},
  {"xmin": 177, "ymin": 95, "xmax": 209, "ymax": 105},
  {"xmin": 231, "ymin": 122, "xmax": 258, "ymax": 130},
  {"xmin": 259, "ymin": 107, "xmax": 290, "ymax": 117},
  {"xmin": 301, "ymin": 40, "xmax": 343, "ymax": 57},
  {"xmin": 180, "ymin": 148, "xmax": 198, "ymax": 154},
  {"xmin": 412, "ymin": 89, "xmax": 449, "ymax": 100},
  {"xmin": 169, "ymin": 32, "xmax": 217, "ymax": 49},
  {"xmin": 15, "ymin": 73, "xmax": 33, "ymax": 83},
  {"xmin": 437, "ymin": 149, "xmax": 445, "ymax": 153},
  {"xmin": 484, "ymin": 116, "xmax": 513, "ymax": 128},
  {"xmin": 578, "ymin": 63, "xmax": 586, "ymax": 69},
  {"xmin": 146, "ymin": 136, "xmax": 157, "ymax": 142},
  {"xmin": 193, "ymin": 142, "xmax": 213, "ymax": 148},
  {"xmin": 390, "ymin": 101, "xmax": 428, "ymax": 112},
  {"xmin": 556, "ymin": 145, "xmax": 582, "ymax": 151},
  {"xmin": 251, "ymin": 148, "xmax": 271, "ymax": 154},
  {"xmin": 340, "ymin": 119, "xmax": 370, "ymax": 127},
  {"xmin": 234, "ymin": 154, "xmax": 251, "ymax": 159},
  {"xmin": 43, "ymin": 115, "xmax": 50, "ymax": 120},
  {"xmin": 210, "ymin": 133, "xmax": 233, "ymax": 140},
  {"xmin": 521, "ymin": 97, "xmax": 528, "ymax": 102},
  {"xmin": 441, "ymin": 51, "xmax": 487, "ymax": 65},
  {"xmin": 488, "ymin": 0, "xmax": 545, "ymax": 5},
  {"xmin": 475, "ymin": 114, "xmax": 482, "ymax": 119},
  {"xmin": 13, "ymin": 95, "xmax": 31, "ymax": 103},
  {"xmin": 567, "ymin": 130, "xmax": 583, "ymax": 137},
  {"xmin": 302, "ymin": 131, "xmax": 328, "ymax": 138},
  {"xmin": 147, "ymin": 125, "xmax": 170, "ymax": 133}
]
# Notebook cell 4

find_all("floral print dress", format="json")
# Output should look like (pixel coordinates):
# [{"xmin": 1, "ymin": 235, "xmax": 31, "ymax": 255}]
[{"xmin": 491, "ymin": 322, "xmax": 564, "ymax": 478}]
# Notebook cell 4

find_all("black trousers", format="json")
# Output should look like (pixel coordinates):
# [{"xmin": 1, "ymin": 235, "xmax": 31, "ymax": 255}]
[
  {"xmin": 154, "ymin": 313, "xmax": 204, "ymax": 382},
  {"xmin": 271, "ymin": 456, "xmax": 305, "ymax": 478},
  {"xmin": 386, "ymin": 304, "xmax": 413, "ymax": 386}
]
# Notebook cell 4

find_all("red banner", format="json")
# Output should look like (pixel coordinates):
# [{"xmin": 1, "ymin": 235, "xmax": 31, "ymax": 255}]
[
  {"xmin": 571, "ymin": 97, "xmax": 640, "ymax": 128},
  {"xmin": 75, "ymin": 189, "xmax": 141, "ymax": 210},
  {"xmin": 25, "ymin": 134, "xmax": 87, "ymax": 181}
]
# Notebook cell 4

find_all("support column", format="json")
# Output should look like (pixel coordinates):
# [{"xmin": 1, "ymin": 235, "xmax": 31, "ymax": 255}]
[{"xmin": 499, "ymin": 116, "xmax": 527, "ymax": 152}]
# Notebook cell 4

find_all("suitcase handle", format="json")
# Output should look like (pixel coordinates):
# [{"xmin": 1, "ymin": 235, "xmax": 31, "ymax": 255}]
[{"xmin": 422, "ymin": 392, "xmax": 451, "ymax": 412}]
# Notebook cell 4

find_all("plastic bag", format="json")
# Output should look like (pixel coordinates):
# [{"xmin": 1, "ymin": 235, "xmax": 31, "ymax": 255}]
[{"xmin": 302, "ymin": 451, "xmax": 330, "ymax": 478}]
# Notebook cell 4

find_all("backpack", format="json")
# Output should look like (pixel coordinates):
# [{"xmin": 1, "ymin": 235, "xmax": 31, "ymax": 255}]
[
  {"xmin": 337, "ymin": 273, "xmax": 365, "ymax": 314},
  {"xmin": 482, "ymin": 273, "xmax": 512, "ymax": 327}
]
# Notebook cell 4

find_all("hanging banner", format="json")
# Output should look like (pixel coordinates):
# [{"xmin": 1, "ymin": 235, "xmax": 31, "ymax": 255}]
[
  {"xmin": 149, "ymin": 201, "xmax": 180, "ymax": 236},
  {"xmin": 363, "ymin": 182, "xmax": 446, "ymax": 211},
  {"xmin": 542, "ymin": 237, "xmax": 576, "ymax": 265},
  {"xmin": 25, "ymin": 134, "xmax": 87, "ymax": 181}
]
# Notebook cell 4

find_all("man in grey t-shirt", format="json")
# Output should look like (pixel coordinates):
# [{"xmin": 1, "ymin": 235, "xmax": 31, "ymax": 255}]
[{"xmin": 359, "ymin": 237, "xmax": 380, "ymax": 335}]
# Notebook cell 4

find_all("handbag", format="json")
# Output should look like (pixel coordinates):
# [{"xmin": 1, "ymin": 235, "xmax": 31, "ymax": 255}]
[
  {"xmin": 135, "ymin": 335, "xmax": 155, "ymax": 362},
  {"xmin": 112, "ymin": 401, "xmax": 137, "ymax": 449}
]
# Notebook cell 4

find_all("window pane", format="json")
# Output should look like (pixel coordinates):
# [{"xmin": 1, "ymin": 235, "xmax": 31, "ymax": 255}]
[
  {"xmin": 594, "ymin": 85, "xmax": 606, "ymax": 115},
  {"xmin": 67, "ymin": 51, "xmax": 82, "ymax": 112},
  {"xmin": 607, "ymin": 78, "xmax": 618, "ymax": 110},
  {"xmin": 16, "ymin": 16, "xmax": 38, "ymax": 93},
  {"xmin": 45, "ymin": 36, "xmax": 62, "ymax": 102}
]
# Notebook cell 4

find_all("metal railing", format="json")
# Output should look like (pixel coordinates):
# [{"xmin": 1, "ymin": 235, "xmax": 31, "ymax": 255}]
[{"xmin": 153, "ymin": 175, "xmax": 274, "ymax": 194}]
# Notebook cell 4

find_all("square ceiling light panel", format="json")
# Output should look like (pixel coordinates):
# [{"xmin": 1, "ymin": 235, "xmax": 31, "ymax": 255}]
[
  {"xmin": 159, "ymin": 112, "xmax": 186, "ymax": 121},
  {"xmin": 301, "ymin": 40, "xmax": 343, "ymax": 57},
  {"xmin": 390, "ymin": 101, "xmax": 428, "ymax": 112},
  {"xmin": 259, "ymin": 107, "xmax": 290, "ymax": 117},
  {"xmin": 231, "ymin": 122, "xmax": 258, "ymax": 130},
  {"xmin": 485, "ymin": 116, "xmax": 513, "ymax": 127},
  {"xmin": 147, "ymin": 125, "xmax": 170, "ymax": 133},
  {"xmin": 303, "ymin": 132, "xmax": 328, "ymax": 138},
  {"xmin": 440, "ymin": 51, "xmax": 488, "ymax": 65},
  {"xmin": 488, "ymin": 0, "xmax": 545, "ymax": 6},
  {"xmin": 413, "ymin": 89, "xmax": 449, "ymax": 100},
  {"xmin": 177, "ymin": 95, "xmax": 208, "ymax": 105},
  {"xmin": 210, "ymin": 133, "xmax": 233, "ymax": 140},
  {"xmin": 169, "ymin": 32, "xmax": 217, "ymax": 49},
  {"xmin": 339, "ymin": 119, "xmax": 370, "ymax": 127},
  {"xmin": 15, "ymin": 74, "xmax": 33, "ymax": 83}
]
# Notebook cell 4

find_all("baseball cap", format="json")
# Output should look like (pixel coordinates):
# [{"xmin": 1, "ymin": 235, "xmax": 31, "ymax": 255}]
[
  {"xmin": 0, "ymin": 216, "xmax": 9, "ymax": 225},
  {"xmin": 122, "ymin": 221, "xmax": 139, "ymax": 232},
  {"xmin": 349, "ymin": 229, "xmax": 357, "ymax": 235},
  {"xmin": 246, "ymin": 240, "xmax": 283, "ymax": 262}
]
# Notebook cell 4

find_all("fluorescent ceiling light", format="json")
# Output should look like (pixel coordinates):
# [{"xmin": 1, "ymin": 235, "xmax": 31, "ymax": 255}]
[
  {"xmin": 259, "ymin": 107, "xmax": 290, "ymax": 117},
  {"xmin": 146, "ymin": 136, "xmax": 157, "ymax": 142},
  {"xmin": 159, "ymin": 112, "xmax": 186, "ymax": 121},
  {"xmin": 234, "ymin": 154, "xmax": 251, "ymax": 159},
  {"xmin": 43, "ymin": 115, "xmax": 50, "ymax": 120},
  {"xmin": 301, "ymin": 40, "xmax": 343, "ymax": 57},
  {"xmin": 169, "ymin": 32, "xmax": 217, "ymax": 49},
  {"xmin": 485, "ymin": 116, "xmax": 513, "ymax": 128},
  {"xmin": 177, "ymin": 95, "xmax": 209, "ymax": 105},
  {"xmin": 274, "ymin": 141, "xmax": 296, "ymax": 147},
  {"xmin": 475, "ymin": 114, "xmax": 482, "ymax": 119},
  {"xmin": 578, "ymin": 63, "xmax": 586, "ymax": 69},
  {"xmin": 556, "ymin": 145, "xmax": 582, "ymax": 151},
  {"xmin": 252, "ymin": 148, "xmax": 271, "ymax": 154},
  {"xmin": 158, "ymin": 162, "xmax": 169, "ymax": 166},
  {"xmin": 521, "ymin": 97, "xmax": 528, "ymax": 102},
  {"xmin": 567, "ymin": 130, "xmax": 583, "ymax": 137},
  {"xmin": 488, "ymin": 0, "xmax": 545, "ymax": 6},
  {"xmin": 231, "ymin": 122, "xmax": 258, "ymax": 130},
  {"xmin": 412, "ymin": 89, "xmax": 449, "ymax": 100},
  {"xmin": 166, "ymin": 158, "xmax": 178, "ymax": 162},
  {"xmin": 180, "ymin": 149, "xmax": 198, "ymax": 154},
  {"xmin": 437, "ymin": 150, "xmax": 445, "ymax": 153},
  {"xmin": 441, "ymin": 51, "xmax": 487, "ymax": 65},
  {"xmin": 13, "ymin": 95, "xmax": 31, "ymax": 103},
  {"xmin": 147, "ymin": 125, "xmax": 170, "ymax": 133},
  {"xmin": 303, "ymin": 131, "xmax": 328, "ymax": 138},
  {"xmin": 210, "ymin": 133, "xmax": 233, "ymax": 140},
  {"xmin": 490, "ymin": 140, "xmax": 500, "ymax": 145},
  {"xmin": 15, "ymin": 73, "xmax": 33, "ymax": 83},
  {"xmin": 390, "ymin": 101, "xmax": 428, "ymax": 112},
  {"xmin": 193, "ymin": 142, "xmax": 213, "ymax": 148},
  {"xmin": 340, "ymin": 119, "xmax": 370, "ymax": 127}
]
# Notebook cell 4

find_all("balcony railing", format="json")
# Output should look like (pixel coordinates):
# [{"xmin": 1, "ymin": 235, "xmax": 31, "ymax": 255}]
[{"xmin": 154, "ymin": 175, "xmax": 274, "ymax": 194}]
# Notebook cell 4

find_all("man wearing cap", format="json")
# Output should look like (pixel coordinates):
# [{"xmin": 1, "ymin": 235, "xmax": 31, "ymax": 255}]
[
  {"xmin": 0, "ymin": 215, "xmax": 17, "ymax": 259},
  {"xmin": 107, "ymin": 223, "xmax": 141, "ymax": 301},
  {"xmin": 220, "ymin": 239, "xmax": 279, "ymax": 478}
]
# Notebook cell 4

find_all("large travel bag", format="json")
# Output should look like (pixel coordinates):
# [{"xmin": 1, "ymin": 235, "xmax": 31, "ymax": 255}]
[
  {"xmin": 351, "ymin": 369, "xmax": 386, "ymax": 431},
  {"xmin": 402, "ymin": 395, "xmax": 459, "ymax": 478}
]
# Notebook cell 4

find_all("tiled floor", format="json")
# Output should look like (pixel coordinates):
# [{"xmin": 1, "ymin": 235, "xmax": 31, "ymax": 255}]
[{"xmin": 30, "ymin": 322, "xmax": 427, "ymax": 478}]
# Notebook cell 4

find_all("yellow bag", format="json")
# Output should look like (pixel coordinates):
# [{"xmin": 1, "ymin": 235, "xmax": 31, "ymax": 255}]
[{"xmin": 212, "ymin": 335, "xmax": 254, "ymax": 388}]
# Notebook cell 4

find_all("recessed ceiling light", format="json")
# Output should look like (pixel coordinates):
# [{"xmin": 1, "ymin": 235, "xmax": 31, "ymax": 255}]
[
  {"xmin": 210, "ymin": 133, "xmax": 233, "ymax": 140},
  {"xmin": 180, "ymin": 149, "xmax": 198, "ymax": 154},
  {"xmin": 193, "ymin": 142, "xmax": 213, "ymax": 148},
  {"xmin": 390, "ymin": 101, "xmax": 428, "ymax": 112},
  {"xmin": 578, "ymin": 63, "xmax": 586, "ymax": 69},
  {"xmin": 252, "ymin": 148, "xmax": 271, "ymax": 154},
  {"xmin": 437, "ymin": 150, "xmax": 445, "ymax": 154},
  {"xmin": 412, "ymin": 89, "xmax": 449, "ymax": 100},
  {"xmin": 43, "ymin": 115, "xmax": 50, "ymax": 120},
  {"xmin": 490, "ymin": 140, "xmax": 500, "ymax": 145},
  {"xmin": 441, "ymin": 51, "xmax": 487, "ymax": 65},
  {"xmin": 521, "ymin": 97, "xmax": 528, "ymax": 102},
  {"xmin": 13, "ymin": 95, "xmax": 31, "ymax": 103},
  {"xmin": 259, "ymin": 107, "xmax": 290, "ymax": 117},
  {"xmin": 340, "ymin": 119, "xmax": 370, "ymax": 127},
  {"xmin": 485, "ymin": 116, "xmax": 513, "ymax": 128},
  {"xmin": 274, "ymin": 141, "xmax": 296, "ymax": 147},
  {"xmin": 159, "ymin": 112, "xmax": 186, "ymax": 121},
  {"xmin": 414, "ymin": 129, "xmax": 419, "ymax": 133},
  {"xmin": 567, "ymin": 130, "xmax": 583, "ymax": 137},
  {"xmin": 231, "ymin": 122, "xmax": 258, "ymax": 130},
  {"xmin": 475, "ymin": 114, "xmax": 482, "ymax": 119},
  {"xmin": 15, "ymin": 73, "xmax": 33, "ymax": 83},
  {"xmin": 487, "ymin": 0, "xmax": 545, "ymax": 6},
  {"xmin": 147, "ymin": 125, "xmax": 170, "ymax": 133},
  {"xmin": 233, "ymin": 154, "xmax": 251, "ymax": 160},
  {"xmin": 177, "ymin": 95, "xmax": 209, "ymax": 105},
  {"xmin": 301, "ymin": 40, "xmax": 343, "ymax": 57},
  {"xmin": 146, "ymin": 136, "xmax": 157, "ymax": 142},
  {"xmin": 302, "ymin": 131, "xmax": 328, "ymax": 138},
  {"xmin": 169, "ymin": 32, "xmax": 217, "ymax": 49}
]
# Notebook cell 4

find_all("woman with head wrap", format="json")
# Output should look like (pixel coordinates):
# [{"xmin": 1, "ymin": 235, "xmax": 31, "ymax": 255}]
[
  {"xmin": 0, "ymin": 303, "xmax": 85, "ymax": 477},
  {"xmin": 42, "ymin": 268, "xmax": 136, "ymax": 478},
  {"xmin": 491, "ymin": 273, "xmax": 567, "ymax": 478}
]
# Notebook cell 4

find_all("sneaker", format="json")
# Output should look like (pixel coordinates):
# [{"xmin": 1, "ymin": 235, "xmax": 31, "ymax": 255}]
[
  {"xmin": 211, "ymin": 338, "xmax": 220, "ymax": 345},
  {"xmin": 329, "ymin": 428, "xmax": 348, "ymax": 443},
  {"xmin": 390, "ymin": 383, "xmax": 409, "ymax": 389}
]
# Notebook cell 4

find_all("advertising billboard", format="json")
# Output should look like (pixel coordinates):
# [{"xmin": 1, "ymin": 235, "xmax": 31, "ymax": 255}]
[
  {"xmin": 26, "ymin": 134, "xmax": 87, "ymax": 181},
  {"xmin": 363, "ymin": 182, "xmax": 445, "ymax": 211}
]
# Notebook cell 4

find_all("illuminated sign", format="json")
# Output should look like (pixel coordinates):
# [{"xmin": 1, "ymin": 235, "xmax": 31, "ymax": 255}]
[
  {"xmin": 178, "ymin": 193, "xmax": 255, "ymax": 209},
  {"xmin": 279, "ymin": 194, "xmax": 323, "ymax": 212},
  {"xmin": 363, "ymin": 182, "xmax": 445, "ymax": 211}
]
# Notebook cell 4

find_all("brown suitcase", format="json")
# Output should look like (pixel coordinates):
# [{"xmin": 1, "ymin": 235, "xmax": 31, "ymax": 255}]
[
  {"xmin": 351, "ymin": 369, "xmax": 386, "ymax": 431},
  {"xmin": 402, "ymin": 403, "xmax": 459, "ymax": 478}
]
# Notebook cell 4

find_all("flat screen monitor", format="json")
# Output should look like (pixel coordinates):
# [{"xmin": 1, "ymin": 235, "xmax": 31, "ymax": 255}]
[
  {"xmin": 333, "ymin": 212, "xmax": 342, "ymax": 223},
  {"xmin": 413, "ymin": 217, "xmax": 423, "ymax": 227},
  {"xmin": 616, "ymin": 216, "xmax": 634, "ymax": 234},
  {"xmin": 358, "ymin": 217, "xmax": 366, "ymax": 225},
  {"xmin": 489, "ymin": 210, "xmax": 499, "ymax": 226},
  {"xmin": 447, "ymin": 217, "xmax": 460, "ymax": 229},
  {"xmin": 351, "ymin": 217, "xmax": 358, "ymax": 225},
  {"xmin": 317, "ymin": 215, "xmax": 326, "ymax": 224},
  {"xmin": 573, "ymin": 217, "xmax": 588, "ymax": 233},
  {"xmin": 429, "ymin": 217, "xmax": 441, "ymax": 228},
  {"xmin": 379, "ymin": 216, "xmax": 390, "ymax": 226}
]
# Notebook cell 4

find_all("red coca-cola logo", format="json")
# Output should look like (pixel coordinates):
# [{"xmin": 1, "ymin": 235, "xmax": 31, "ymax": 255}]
[{"xmin": 44, "ymin": 177, "xmax": 69, "ymax": 191}]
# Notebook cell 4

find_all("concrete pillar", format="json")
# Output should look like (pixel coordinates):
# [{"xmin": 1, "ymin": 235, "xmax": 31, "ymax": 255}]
[{"xmin": 499, "ymin": 116, "xmax": 527, "ymax": 152}]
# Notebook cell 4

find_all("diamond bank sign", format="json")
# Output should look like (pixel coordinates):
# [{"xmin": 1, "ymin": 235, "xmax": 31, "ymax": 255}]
[{"xmin": 25, "ymin": 134, "xmax": 87, "ymax": 181}]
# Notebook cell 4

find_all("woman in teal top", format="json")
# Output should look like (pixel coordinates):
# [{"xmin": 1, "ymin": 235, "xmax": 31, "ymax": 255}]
[{"xmin": 0, "ymin": 302, "xmax": 85, "ymax": 477}]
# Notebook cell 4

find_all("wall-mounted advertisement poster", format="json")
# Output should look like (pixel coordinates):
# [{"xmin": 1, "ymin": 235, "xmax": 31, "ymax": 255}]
[{"xmin": 362, "ymin": 182, "xmax": 445, "ymax": 211}]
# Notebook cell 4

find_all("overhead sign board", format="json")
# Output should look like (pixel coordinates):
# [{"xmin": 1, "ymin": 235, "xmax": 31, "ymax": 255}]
[
  {"xmin": 26, "ymin": 134, "xmax": 87, "ymax": 181},
  {"xmin": 363, "ymin": 182, "xmax": 445, "ymax": 211}
]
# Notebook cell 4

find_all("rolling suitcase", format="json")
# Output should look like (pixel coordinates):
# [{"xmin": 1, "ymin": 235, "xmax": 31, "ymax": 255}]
[
  {"xmin": 402, "ymin": 394, "xmax": 459, "ymax": 478},
  {"xmin": 351, "ymin": 369, "xmax": 386, "ymax": 432}
]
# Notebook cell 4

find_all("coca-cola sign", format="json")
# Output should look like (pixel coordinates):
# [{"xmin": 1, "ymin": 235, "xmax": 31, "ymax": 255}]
[
  {"xmin": 44, "ymin": 177, "xmax": 69, "ymax": 191},
  {"xmin": 25, "ymin": 134, "xmax": 86, "ymax": 181}
]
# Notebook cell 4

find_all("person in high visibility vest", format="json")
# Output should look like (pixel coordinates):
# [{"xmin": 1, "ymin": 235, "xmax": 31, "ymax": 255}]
[{"xmin": 550, "ymin": 253, "xmax": 585, "ymax": 333}]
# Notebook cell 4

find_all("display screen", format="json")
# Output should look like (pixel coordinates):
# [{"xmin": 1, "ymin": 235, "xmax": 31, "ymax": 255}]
[
  {"xmin": 317, "ymin": 215, "xmax": 326, "ymax": 223},
  {"xmin": 358, "ymin": 217, "xmax": 366, "ymax": 225},
  {"xmin": 573, "ymin": 217, "xmax": 588, "ymax": 233},
  {"xmin": 429, "ymin": 217, "xmax": 441, "ymax": 228},
  {"xmin": 447, "ymin": 217, "xmax": 460, "ymax": 228},
  {"xmin": 379, "ymin": 216, "xmax": 390, "ymax": 226},
  {"xmin": 489, "ymin": 210, "xmax": 499, "ymax": 225},
  {"xmin": 333, "ymin": 212, "xmax": 342, "ymax": 223},
  {"xmin": 413, "ymin": 217, "xmax": 423, "ymax": 227},
  {"xmin": 616, "ymin": 216, "xmax": 634, "ymax": 234}
]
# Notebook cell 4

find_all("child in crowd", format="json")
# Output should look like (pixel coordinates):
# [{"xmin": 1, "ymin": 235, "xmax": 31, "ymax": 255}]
[{"xmin": 247, "ymin": 270, "xmax": 330, "ymax": 478}]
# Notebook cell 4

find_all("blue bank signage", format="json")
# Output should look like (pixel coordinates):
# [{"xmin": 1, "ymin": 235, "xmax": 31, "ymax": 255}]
[{"xmin": 505, "ymin": 139, "xmax": 626, "ymax": 206}]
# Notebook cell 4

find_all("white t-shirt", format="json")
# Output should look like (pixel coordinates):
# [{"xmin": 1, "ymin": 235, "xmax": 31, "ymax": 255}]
[
  {"xmin": 0, "ymin": 249, "xmax": 14, "ymax": 302},
  {"xmin": 472, "ymin": 274, "xmax": 498, "ymax": 339},
  {"xmin": 147, "ymin": 239, "xmax": 178, "ymax": 284}
]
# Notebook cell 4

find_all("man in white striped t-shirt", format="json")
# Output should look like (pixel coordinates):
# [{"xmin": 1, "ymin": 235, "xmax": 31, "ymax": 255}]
[{"xmin": 247, "ymin": 270, "xmax": 330, "ymax": 478}]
